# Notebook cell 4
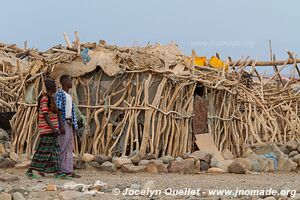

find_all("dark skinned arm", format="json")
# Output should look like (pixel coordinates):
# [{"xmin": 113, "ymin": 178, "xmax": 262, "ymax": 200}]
[{"xmin": 43, "ymin": 113, "xmax": 59, "ymax": 134}]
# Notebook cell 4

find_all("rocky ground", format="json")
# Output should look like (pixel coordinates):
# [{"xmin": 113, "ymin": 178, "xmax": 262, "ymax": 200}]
[
  {"xmin": 0, "ymin": 168, "xmax": 300, "ymax": 200},
  {"xmin": 2, "ymin": 128, "xmax": 300, "ymax": 199}
]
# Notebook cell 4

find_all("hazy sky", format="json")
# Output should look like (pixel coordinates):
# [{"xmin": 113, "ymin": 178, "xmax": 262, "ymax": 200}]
[{"xmin": 1, "ymin": 0, "xmax": 300, "ymax": 62}]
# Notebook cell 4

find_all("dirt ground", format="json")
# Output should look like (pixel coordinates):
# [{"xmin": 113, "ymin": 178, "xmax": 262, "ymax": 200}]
[{"xmin": 1, "ymin": 168, "xmax": 300, "ymax": 200}]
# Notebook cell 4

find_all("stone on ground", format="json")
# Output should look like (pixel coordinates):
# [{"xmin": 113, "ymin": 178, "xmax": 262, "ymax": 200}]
[
  {"xmin": 82, "ymin": 153, "xmax": 95, "ymax": 162},
  {"xmin": 289, "ymin": 151, "xmax": 298, "ymax": 158},
  {"xmin": 142, "ymin": 180, "xmax": 156, "ymax": 190},
  {"xmin": 200, "ymin": 161, "xmax": 210, "ymax": 171},
  {"xmin": 168, "ymin": 158, "xmax": 200, "ymax": 174},
  {"xmin": 0, "ymin": 158, "xmax": 16, "ymax": 168},
  {"xmin": 216, "ymin": 160, "xmax": 233, "ymax": 172},
  {"xmin": 0, "ymin": 173, "xmax": 20, "ymax": 182},
  {"xmin": 228, "ymin": 158, "xmax": 252, "ymax": 174},
  {"xmin": 146, "ymin": 160, "xmax": 168, "ymax": 174},
  {"xmin": 191, "ymin": 150, "xmax": 212, "ymax": 163},
  {"xmin": 221, "ymin": 149, "xmax": 234, "ymax": 160},
  {"xmin": 112, "ymin": 157, "xmax": 132, "ymax": 168},
  {"xmin": 12, "ymin": 192, "xmax": 25, "ymax": 200},
  {"xmin": 277, "ymin": 157, "xmax": 298, "ymax": 172},
  {"xmin": 94, "ymin": 154, "xmax": 112, "ymax": 164},
  {"xmin": 14, "ymin": 160, "xmax": 31, "ymax": 169},
  {"xmin": 121, "ymin": 163, "xmax": 146, "ymax": 173},
  {"xmin": 100, "ymin": 161, "xmax": 116, "ymax": 172},
  {"xmin": 0, "ymin": 192, "xmax": 12, "ymax": 200},
  {"xmin": 0, "ymin": 144, "xmax": 5, "ymax": 154},
  {"xmin": 278, "ymin": 145, "xmax": 290, "ymax": 154},
  {"xmin": 159, "ymin": 155, "xmax": 173, "ymax": 164},
  {"xmin": 286, "ymin": 140, "xmax": 298, "ymax": 151},
  {"xmin": 9, "ymin": 152, "xmax": 19, "ymax": 163},
  {"xmin": 138, "ymin": 160, "xmax": 150, "ymax": 166},
  {"xmin": 207, "ymin": 167, "xmax": 226, "ymax": 173}
]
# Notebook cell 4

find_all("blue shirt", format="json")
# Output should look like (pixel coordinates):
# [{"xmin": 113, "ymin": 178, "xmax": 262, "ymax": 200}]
[{"xmin": 55, "ymin": 89, "xmax": 78, "ymax": 129}]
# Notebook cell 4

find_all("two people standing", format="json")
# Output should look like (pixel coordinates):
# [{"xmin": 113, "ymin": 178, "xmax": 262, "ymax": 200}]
[{"xmin": 26, "ymin": 75, "xmax": 80, "ymax": 179}]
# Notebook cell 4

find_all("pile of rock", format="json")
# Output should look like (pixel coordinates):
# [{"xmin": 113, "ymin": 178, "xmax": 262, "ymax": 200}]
[
  {"xmin": 73, "ymin": 152, "xmax": 200, "ymax": 174},
  {"xmin": 0, "ymin": 128, "xmax": 18, "ymax": 169},
  {"xmin": 72, "ymin": 141, "xmax": 300, "ymax": 175},
  {"xmin": 191, "ymin": 141, "xmax": 300, "ymax": 174}
]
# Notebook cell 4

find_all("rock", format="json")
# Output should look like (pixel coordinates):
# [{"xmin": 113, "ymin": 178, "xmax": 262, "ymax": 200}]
[
  {"xmin": 1, "ymin": 152, "xmax": 9, "ymax": 158},
  {"xmin": 0, "ymin": 158, "xmax": 16, "ymax": 168},
  {"xmin": 128, "ymin": 150, "xmax": 141, "ymax": 165},
  {"xmin": 228, "ymin": 158, "xmax": 252, "ymax": 174},
  {"xmin": 82, "ymin": 153, "xmax": 95, "ymax": 162},
  {"xmin": 146, "ymin": 154, "xmax": 157, "ymax": 160},
  {"xmin": 253, "ymin": 144, "xmax": 284, "ymax": 159},
  {"xmin": 146, "ymin": 160, "xmax": 168, "ymax": 174},
  {"xmin": 216, "ymin": 160, "xmax": 233, "ymax": 172},
  {"xmin": 0, "ymin": 156, "xmax": 5, "ymax": 163},
  {"xmin": 89, "ymin": 161, "xmax": 101, "ymax": 168},
  {"xmin": 0, "ymin": 186, "xmax": 4, "ymax": 192},
  {"xmin": 200, "ymin": 161, "xmax": 210, "ymax": 171},
  {"xmin": 121, "ymin": 164, "xmax": 146, "ymax": 173},
  {"xmin": 130, "ymin": 183, "xmax": 141, "ymax": 190},
  {"xmin": 9, "ymin": 152, "xmax": 19, "ymax": 163},
  {"xmin": 228, "ymin": 162, "xmax": 246, "ymax": 174},
  {"xmin": 100, "ymin": 161, "xmax": 116, "ymax": 172},
  {"xmin": 277, "ymin": 157, "xmax": 298, "ymax": 172},
  {"xmin": 159, "ymin": 156, "xmax": 173, "ymax": 164},
  {"xmin": 221, "ymin": 149, "xmax": 234, "ymax": 160},
  {"xmin": 115, "ymin": 183, "xmax": 131, "ymax": 191},
  {"xmin": 175, "ymin": 157, "xmax": 183, "ymax": 161},
  {"xmin": 243, "ymin": 149, "xmax": 274, "ymax": 172},
  {"xmin": 289, "ymin": 151, "xmax": 298, "ymax": 157},
  {"xmin": 267, "ymin": 159, "xmax": 275, "ymax": 172},
  {"xmin": 0, "ymin": 144, "xmax": 5, "ymax": 154},
  {"xmin": 12, "ymin": 192, "xmax": 25, "ymax": 200},
  {"xmin": 0, "ymin": 173, "xmax": 20, "ymax": 182},
  {"xmin": 62, "ymin": 182, "xmax": 91, "ymax": 192},
  {"xmin": 209, "ymin": 156, "xmax": 219, "ymax": 167},
  {"xmin": 138, "ymin": 160, "xmax": 150, "ymax": 166},
  {"xmin": 4, "ymin": 142, "xmax": 10, "ymax": 151},
  {"xmin": 287, "ymin": 140, "xmax": 298, "ymax": 151},
  {"xmin": 191, "ymin": 150, "xmax": 212, "ymax": 163},
  {"xmin": 278, "ymin": 145, "xmax": 290, "ymax": 154},
  {"xmin": 142, "ymin": 180, "xmax": 156, "ymax": 190},
  {"xmin": 207, "ymin": 167, "xmax": 226, "ymax": 173},
  {"xmin": 92, "ymin": 180, "xmax": 107, "ymax": 191},
  {"xmin": 292, "ymin": 154, "xmax": 300, "ymax": 163},
  {"xmin": 264, "ymin": 197, "xmax": 276, "ymax": 200},
  {"xmin": 112, "ymin": 157, "xmax": 132, "ymax": 168},
  {"xmin": 14, "ymin": 160, "xmax": 31, "ymax": 169},
  {"xmin": 298, "ymin": 144, "xmax": 300, "ymax": 153},
  {"xmin": 251, "ymin": 159, "xmax": 261, "ymax": 172},
  {"xmin": 130, "ymin": 154, "xmax": 142, "ymax": 165},
  {"xmin": 28, "ymin": 183, "xmax": 47, "ymax": 192},
  {"xmin": 73, "ymin": 158, "xmax": 85, "ymax": 169},
  {"xmin": 46, "ymin": 184, "xmax": 57, "ymax": 191},
  {"xmin": 0, "ymin": 193, "xmax": 12, "ymax": 200},
  {"xmin": 94, "ymin": 154, "xmax": 112, "ymax": 164},
  {"xmin": 58, "ymin": 191, "xmax": 85, "ymax": 200},
  {"xmin": 8, "ymin": 188, "xmax": 28, "ymax": 195},
  {"xmin": 168, "ymin": 158, "xmax": 200, "ymax": 174}
]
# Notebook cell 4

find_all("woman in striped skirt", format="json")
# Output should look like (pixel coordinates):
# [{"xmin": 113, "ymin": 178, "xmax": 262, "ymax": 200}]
[{"xmin": 25, "ymin": 79, "xmax": 68, "ymax": 179}]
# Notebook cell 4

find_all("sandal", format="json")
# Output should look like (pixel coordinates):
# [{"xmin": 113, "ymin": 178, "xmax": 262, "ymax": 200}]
[
  {"xmin": 25, "ymin": 171, "xmax": 39, "ymax": 179},
  {"xmin": 54, "ymin": 173, "xmax": 73, "ymax": 180},
  {"xmin": 38, "ymin": 172, "xmax": 46, "ymax": 177},
  {"xmin": 68, "ymin": 173, "xmax": 81, "ymax": 178}
]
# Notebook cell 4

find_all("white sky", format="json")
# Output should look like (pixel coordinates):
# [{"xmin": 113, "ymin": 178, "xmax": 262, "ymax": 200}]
[{"xmin": 1, "ymin": 0, "xmax": 299, "ymax": 63}]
